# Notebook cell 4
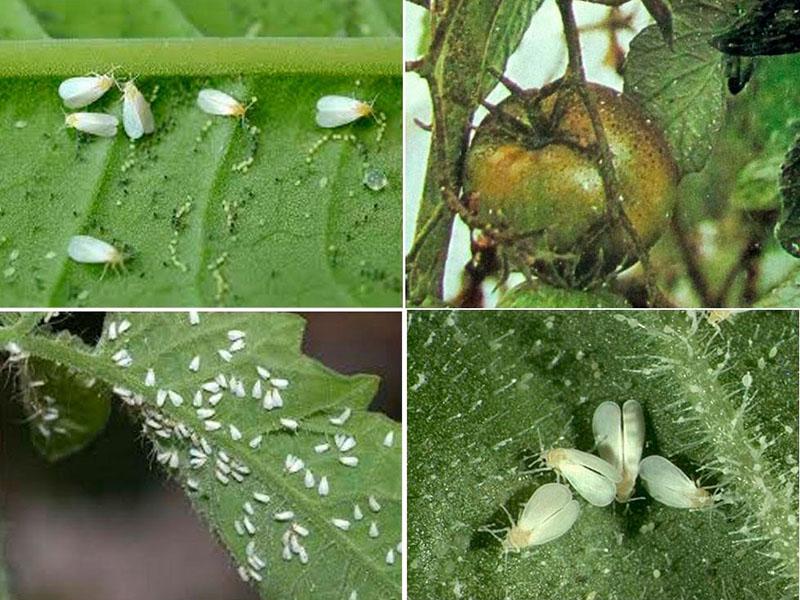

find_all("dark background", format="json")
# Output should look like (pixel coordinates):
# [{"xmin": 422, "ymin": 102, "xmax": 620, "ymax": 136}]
[{"xmin": 0, "ymin": 311, "xmax": 401, "ymax": 600}]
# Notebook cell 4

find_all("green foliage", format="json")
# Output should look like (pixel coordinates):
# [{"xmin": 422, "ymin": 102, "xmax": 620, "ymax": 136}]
[
  {"xmin": 21, "ymin": 357, "xmax": 112, "ymax": 461},
  {"xmin": 408, "ymin": 310, "xmax": 799, "ymax": 600},
  {"xmin": 624, "ymin": 0, "xmax": 736, "ymax": 175},
  {"xmin": 0, "ymin": 312, "xmax": 401, "ymax": 599},
  {"xmin": 779, "ymin": 135, "xmax": 800, "ymax": 256},
  {"xmin": 497, "ymin": 282, "xmax": 629, "ymax": 308},
  {"xmin": 406, "ymin": 0, "xmax": 544, "ymax": 304},
  {"xmin": 0, "ymin": 1, "xmax": 401, "ymax": 307}
]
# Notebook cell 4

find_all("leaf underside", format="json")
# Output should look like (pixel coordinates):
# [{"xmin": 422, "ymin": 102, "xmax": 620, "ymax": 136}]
[
  {"xmin": 1, "ymin": 311, "xmax": 402, "ymax": 599},
  {"xmin": 0, "ymin": 0, "xmax": 401, "ymax": 307},
  {"xmin": 408, "ymin": 310, "xmax": 798, "ymax": 600}
]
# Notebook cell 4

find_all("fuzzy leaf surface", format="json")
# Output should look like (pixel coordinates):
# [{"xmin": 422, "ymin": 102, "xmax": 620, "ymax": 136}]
[{"xmin": 407, "ymin": 310, "xmax": 798, "ymax": 600}]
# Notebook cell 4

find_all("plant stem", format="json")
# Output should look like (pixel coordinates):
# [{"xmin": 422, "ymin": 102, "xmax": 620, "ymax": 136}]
[
  {"xmin": 671, "ymin": 213, "xmax": 715, "ymax": 306},
  {"xmin": 556, "ymin": 0, "xmax": 661, "ymax": 305},
  {"xmin": 0, "ymin": 38, "xmax": 400, "ymax": 78}
]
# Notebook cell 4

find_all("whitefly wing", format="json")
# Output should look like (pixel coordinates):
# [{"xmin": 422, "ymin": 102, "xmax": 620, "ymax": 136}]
[
  {"xmin": 316, "ymin": 95, "xmax": 364, "ymax": 128},
  {"xmin": 197, "ymin": 89, "xmax": 241, "ymax": 116},
  {"xmin": 68, "ymin": 235, "xmax": 117, "ymax": 263},
  {"xmin": 518, "ymin": 483, "xmax": 580, "ymax": 545},
  {"xmin": 639, "ymin": 455, "xmax": 699, "ymax": 508},
  {"xmin": 560, "ymin": 459, "xmax": 618, "ymax": 507},
  {"xmin": 621, "ymin": 400, "xmax": 645, "ymax": 480},
  {"xmin": 59, "ymin": 76, "xmax": 112, "ymax": 109},
  {"xmin": 592, "ymin": 401, "xmax": 623, "ymax": 476}
]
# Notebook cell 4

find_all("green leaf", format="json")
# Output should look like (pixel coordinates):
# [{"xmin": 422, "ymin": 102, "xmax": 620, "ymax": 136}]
[
  {"xmin": 0, "ymin": 2, "xmax": 402, "ymax": 308},
  {"xmin": 407, "ymin": 0, "xmax": 544, "ymax": 305},
  {"xmin": 437, "ymin": 0, "xmax": 545, "ymax": 103},
  {"xmin": 408, "ymin": 310, "xmax": 798, "ymax": 600},
  {"xmin": 22, "ymin": 0, "xmax": 401, "ymax": 38},
  {"xmin": 0, "ymin": 312, "xmax": 401, "ymax": 599},
  {"xmin": 624, "ymin": 0, "xmax": 735, "ymax": 175},
  {"xmin": 497, "ymin": 282, "xmax": 629, "ymax": 308},
  {"xmin": 20, "ymin": 357, "xmax": 112, "ymax": 461},
  {"xmin": 778, "ymin": 135, "xmax": 800, "ymax": 256},
  {"xmin": 711, "ymin": 0, "xmax": 800, "ymax": 57}
]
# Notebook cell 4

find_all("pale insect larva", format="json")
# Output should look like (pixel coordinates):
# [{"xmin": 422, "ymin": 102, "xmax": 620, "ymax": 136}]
[
  {"xmin": 638, "ymin": 455, "xmax": 715, "ymax": 509},
  {"xmin": 315, "ymin": 95, "xmax": 374, "ymax": 128},
  {"xmin": 59, "ymin": 73, "xmax": 115, "ymax": 108},
  {"xmin": 122, "ymin": 80, "xmax": 155, "ymax": 140},
  {"xmin": 253, "ymin": 492, "xmax": 270, "ymax": 504},
  {"xmin": 274, "ymin": 511, "xmax": 295, "ymax": 521},
  {"xmin": 65, "ymin": 112, "xmax": 118, "ymax": 137},
  {"xmin": 502, "ymin": 482, "xmax": 580, "ymax": 553},
  {"xmin": 544, "ymin": 447, "xmax": 621, "ymax": 507},
  {"xmin": 67, "ymin": 235, "xmax": 125, "ymax": 274},
  {"xmin": 197, "ymin": 89, "xmax": 251, "ymax": 118},
  {"xmin": 592, "ymin": 400, "xmax": 645, "ymax": 502},
  {"xmin": 332, "ymin": 518, "xmax": 351, "ymax": 531},
  {"xmin": 339, "ymin": 456, "xmax": 359, "ymax": 467}
]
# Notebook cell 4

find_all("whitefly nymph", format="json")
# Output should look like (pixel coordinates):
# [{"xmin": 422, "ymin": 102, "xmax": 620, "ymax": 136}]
[
  {"xmin": 543, "ymin": 447, "xmax": 622, "ymax": 507},
  {"xmin": 638, "ymin": 455, "xmax": 716, "ymax": 509},
  {"xmin": 592, "ymin": 399, "xmax": 645, "ymax": 502},
  {"xmin": 501, "ymin": 483, "xmax": 580, "ymax": 553}
]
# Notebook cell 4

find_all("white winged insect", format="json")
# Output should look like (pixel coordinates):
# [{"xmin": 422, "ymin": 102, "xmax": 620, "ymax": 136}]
[
  {"xmin": 67, "ymin": 235, "xmax": 126, "ymax": 276},
  {"xmin": 197, "ymin": 89, "xmax": 254, "ymax": 119},
  {"xmin": 64, "ymin": 112, "xmax": 119, "ymax": 137},
  {"xmin": 638, "ymin": 455, "xmax": 715, "ymax": 509},
  {"xmin": 496, "ymin": 483, "xmax": 580, "ymax": 553},
  {"xmin": 592, "ymin": 400, "xmax": 645, "ymax": 502},
  {"xmin": 543, "ymin": 448, "xmax": 622, "ymax": 507},
  {"xmin": 122, "ymin": 80, "xmax": 155, "ymax": 140},
  {"xmin": 315, "ymin": 95, "xmax": 375, "ymax": 128},
  {"xmin": 58, "ymin": 72, "xmax": 116, "ymax": 108}
]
